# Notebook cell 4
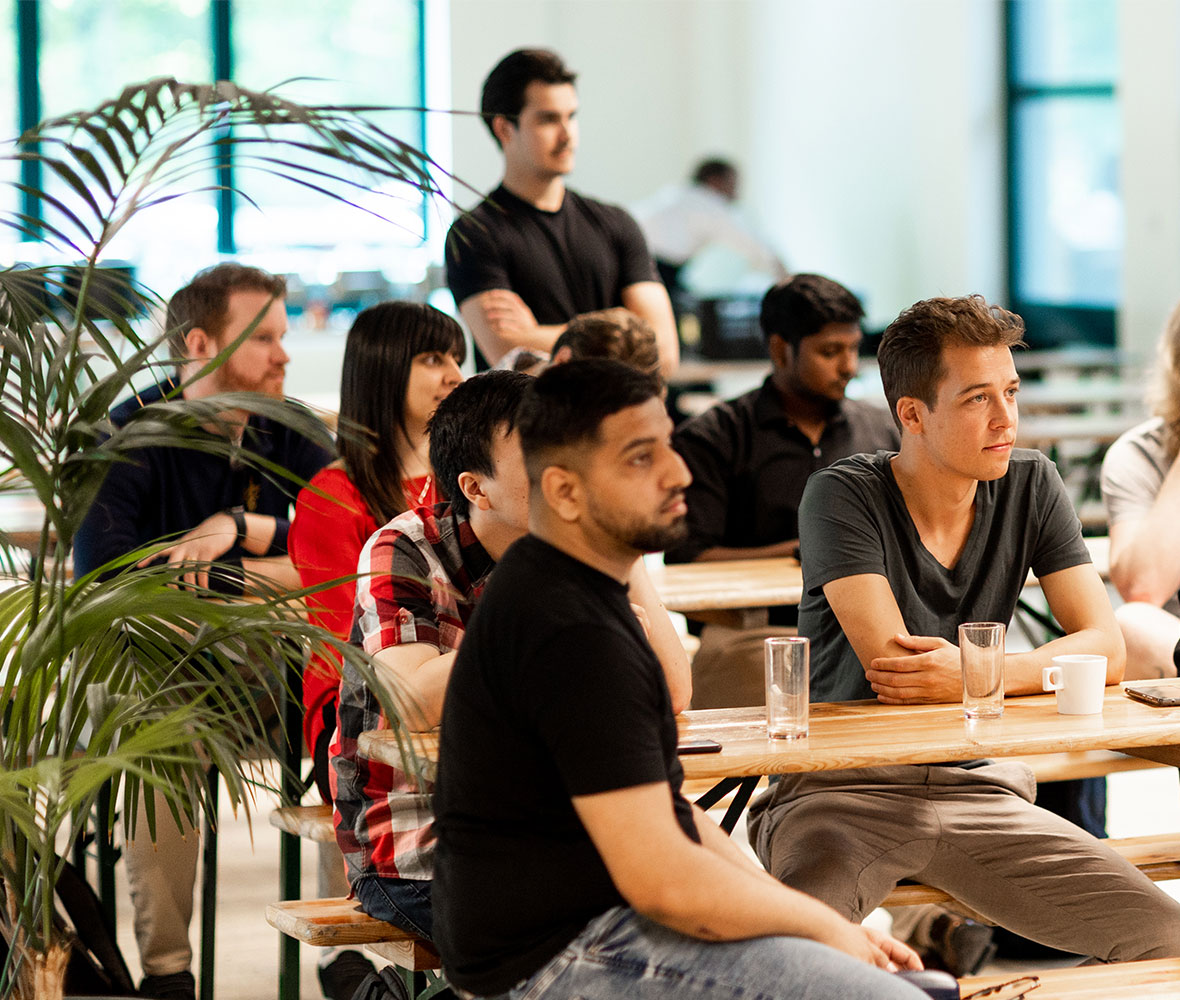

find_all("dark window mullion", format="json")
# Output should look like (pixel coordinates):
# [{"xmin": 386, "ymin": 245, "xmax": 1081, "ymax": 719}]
[
  {"xmin": 17, "ymin": 0, "xmax": 39, "ymax": 228},
  {"xmin": 213, "ymin": 0, "xmax": 233, "ymax": 255}
]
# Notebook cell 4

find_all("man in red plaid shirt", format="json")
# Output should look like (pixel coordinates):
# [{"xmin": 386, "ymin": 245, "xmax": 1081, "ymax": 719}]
[{"xmin": 330, "ymin": 369, "xmax": 692, "ymax": 943}]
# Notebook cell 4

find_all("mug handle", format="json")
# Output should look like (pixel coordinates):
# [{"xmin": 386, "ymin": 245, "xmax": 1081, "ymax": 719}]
[{"xmin": 1042, "ymin": 665, "xmax": 1063, "ymax": 692}]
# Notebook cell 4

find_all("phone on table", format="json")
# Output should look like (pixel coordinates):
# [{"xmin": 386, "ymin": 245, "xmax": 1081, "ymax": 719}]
[
  {"xmin": 1124, "ymin": 681, "xmax": 1180, "ymax": 708},
  {"xmin": 676, "ymin": 738, "xmax": 722, "ymax": 755}
]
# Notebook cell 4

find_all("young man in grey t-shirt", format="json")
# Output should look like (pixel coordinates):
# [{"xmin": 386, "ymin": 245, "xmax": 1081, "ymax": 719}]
[{"xmin": 749, "ymin": 294, "xmax": 1180, "ymax": 964}]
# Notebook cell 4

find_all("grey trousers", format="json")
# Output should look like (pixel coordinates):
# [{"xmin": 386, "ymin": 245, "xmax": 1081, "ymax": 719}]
[{"xmin": 747, "ymin": 761, "xmax": 1180, "ymax": 962}]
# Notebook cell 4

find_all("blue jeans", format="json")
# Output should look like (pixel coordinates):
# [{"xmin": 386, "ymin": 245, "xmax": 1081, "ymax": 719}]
[
  {"xmin": 354, "ymin": 874, "xmax": 434, "ymax": 942},
  {"xmin": 482, "ymin": 906, "xmax": 927, "ymax": 1000}
]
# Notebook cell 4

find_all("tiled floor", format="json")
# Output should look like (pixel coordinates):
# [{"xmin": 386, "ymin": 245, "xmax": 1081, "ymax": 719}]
[{"xmin": 97, "ymin": 762, "xmax": 1180, "ymax": 1000}]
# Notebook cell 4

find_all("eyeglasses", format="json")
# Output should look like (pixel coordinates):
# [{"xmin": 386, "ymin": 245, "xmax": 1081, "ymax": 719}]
[{"xmin": 962, "ymin": 975, "xmax": 1041, "ymax": 1000}]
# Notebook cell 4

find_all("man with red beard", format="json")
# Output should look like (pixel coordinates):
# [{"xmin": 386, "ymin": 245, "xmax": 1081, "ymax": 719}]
[{"xmin": 76, "ymin": 262, "xmax": 332, "ymax": 1000}]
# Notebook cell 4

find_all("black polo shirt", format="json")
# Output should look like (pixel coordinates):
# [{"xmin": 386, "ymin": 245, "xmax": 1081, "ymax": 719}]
[{"xmin": 668, "ymin": 377, "xmax": 899, "ymax": 622}]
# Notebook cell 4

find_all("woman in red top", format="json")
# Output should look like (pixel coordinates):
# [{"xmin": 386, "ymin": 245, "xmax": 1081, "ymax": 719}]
[{"xmin": 289, "ymin": 301, "xmax": 465, "ymax": 801}]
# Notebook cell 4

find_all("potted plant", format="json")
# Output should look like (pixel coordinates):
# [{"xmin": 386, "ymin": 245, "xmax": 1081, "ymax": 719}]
[{"xmin": 0, "ymin": 78, "xmax": 437, "ymax": 1000}]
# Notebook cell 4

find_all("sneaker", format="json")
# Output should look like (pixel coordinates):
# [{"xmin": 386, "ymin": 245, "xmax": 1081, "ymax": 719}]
[
  {"xmin": 139, "ymin": 970, "xmax": 196, "ymax": 1000},
  {"xmin": 318, "ymin": 949, "xmax": 379, "ymax": 1000},
  {"xmin": 923, "ymin": 913, "xmax": 997, "ymax": 977}
]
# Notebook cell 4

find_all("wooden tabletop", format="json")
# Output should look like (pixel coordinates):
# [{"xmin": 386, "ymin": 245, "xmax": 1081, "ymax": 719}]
[
  {"xmin": 0, "ymin": 491, "xmax": 49, "ymax": 551},
  {"xmin": 648, "ymin": 557, "xmax": 802, "ymax": 613},
  {"xmin": 358, "ymin": 686, "xmax": 1180, "ymax": 780},
  {"xmin": 674, "ymin": 686, "xmax": 1180, "ymax": 781}
]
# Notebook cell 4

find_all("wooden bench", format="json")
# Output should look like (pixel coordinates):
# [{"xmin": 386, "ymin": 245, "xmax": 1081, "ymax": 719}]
[
  {"xmin": 960, "ymin": 955, "xmax": 1180, "ymax": 998},
  {"xmin": 267, "ymin": 896, "xmax": 445, "ymax": 1000},
  {"xmin": 884, "ymin": 832, "xmax": 1180, "ymax": 907},
  {"xmin": 269, "ymin": 803, "xmax": 335, "ymax": 843}
]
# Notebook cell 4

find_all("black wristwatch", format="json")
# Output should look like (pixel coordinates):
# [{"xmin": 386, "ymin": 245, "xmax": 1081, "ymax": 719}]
[{"xmin": 226, "ymin": 505, "xmax": 248, "ymax": 547}]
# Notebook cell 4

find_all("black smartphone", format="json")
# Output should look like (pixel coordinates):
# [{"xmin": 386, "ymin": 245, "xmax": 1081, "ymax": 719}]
[
  {"xmin": 1125, "ymin": 682, "xmax": 1180, "ymax": 708},
  {"xmin": 676, "ymin": 738, "xmax": 722, "ymax": 755}
]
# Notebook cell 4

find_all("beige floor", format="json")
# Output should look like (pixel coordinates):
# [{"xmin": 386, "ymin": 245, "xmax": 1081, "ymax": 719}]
[{"xmin": 93, "ymin": 763, "xmax": 1180, "ymax": 1000}]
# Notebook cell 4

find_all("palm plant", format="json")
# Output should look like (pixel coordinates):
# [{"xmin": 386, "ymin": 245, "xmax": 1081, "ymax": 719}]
[{"xmin": 0, "ymin": 79, "xmax": 440, "ymax": 1000}]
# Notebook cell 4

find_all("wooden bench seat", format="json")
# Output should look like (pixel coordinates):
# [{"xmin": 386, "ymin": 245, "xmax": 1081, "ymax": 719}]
[
  {"xmin": 266, "ymin": 897, "xmax": 440, "ymax": 971},
  {"xmin": 269, "ymin": 803, "xmax": 335, "ymax": 843},
  {"xmin": 885, "ymin": 832, "xmax": 1180, "ymax": 907},
  {"xmin": 960, "ymin": 956, "xmax": 1180, "ymax": 998}
]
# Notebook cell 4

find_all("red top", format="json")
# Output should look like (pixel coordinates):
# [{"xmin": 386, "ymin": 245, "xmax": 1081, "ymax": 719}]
[{"xmin": 288, "ymin": 464, "xmax": 441, "ymax": 754}]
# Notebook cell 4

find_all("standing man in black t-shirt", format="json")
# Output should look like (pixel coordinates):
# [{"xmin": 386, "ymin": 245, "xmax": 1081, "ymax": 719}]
[
  {"xmin": 444, "ymin": 48, "xmax": 679, "ymax": 374},
  {"xmin": 433, "ymin": 360, "xmax": 924, "ymax": 1000}
]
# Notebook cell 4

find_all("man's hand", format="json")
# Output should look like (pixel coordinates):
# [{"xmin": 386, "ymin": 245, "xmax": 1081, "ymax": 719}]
[
  {"xmin": 866, "ymin": 633, "xmax": 960, "ymax": 704},
  {"xmin": 139, "ymin": 510, "xmax": 237, "ymax": 590},
  {"xmin": 477, "ymin": 289, "xmax": 539, "ymax": 341},
  {"xmin": 817, "ymin": 921, "xmax": 923, "ymax": 972}
]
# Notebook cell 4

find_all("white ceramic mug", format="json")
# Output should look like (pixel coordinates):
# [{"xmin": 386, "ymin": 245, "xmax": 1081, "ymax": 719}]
[{"xmin": 1042, "ymin": 654, "xmax": 1107, "ymax": 715}]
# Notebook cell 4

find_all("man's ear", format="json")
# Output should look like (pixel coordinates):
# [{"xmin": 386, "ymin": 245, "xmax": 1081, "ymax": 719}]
[
  {"xmin": 491, "ymin": 114, "xmax": 516, "ymax": 148},
  {"xmin": 896, "ymin": 396, "xmax": 924, "ymax": 435},
  {"xmin": 767, "ymin": 334, "xmax": 793, "ymax": 370},
  {"xmin": 456, "ymin": 470, "xmax": 491, "ymax": 511},
  {"xmin": 550, "ymin": 345, "xmax": 573, "ymax": 366},
  {"xmin": 539, "ymin": 464, "xmax": 581, "ymax": 524},
  {"xmin": 183, "ymin": 327, "xmax": 215, "ymax": 361}
]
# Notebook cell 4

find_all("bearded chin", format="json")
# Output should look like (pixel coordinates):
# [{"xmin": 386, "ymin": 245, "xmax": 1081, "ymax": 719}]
[{"xmin": 625, "ymin": 516, "xmax": 689, "ymax": 555}]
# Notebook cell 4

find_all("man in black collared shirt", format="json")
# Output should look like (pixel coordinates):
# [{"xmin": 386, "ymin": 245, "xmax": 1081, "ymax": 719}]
[{"xmin": 667, "ymin": 273, "xmax": 897, "ymax": 709}]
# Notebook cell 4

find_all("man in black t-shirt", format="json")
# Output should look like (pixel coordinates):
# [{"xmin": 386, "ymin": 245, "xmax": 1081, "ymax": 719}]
[
  {"xmin": 668, "ymin": 273, "xmax": 898, "ymax": 709},
  {"xmin": 749, "ymin": 295, "xmax": 1180, "ymax": 965},
  {"xmin": 444, "ymin": 48, "xmax": 678, "ymax": 374},
  {"xmin": 433, "ymin": 360, "xmax": 924, "ymax": 1000}
]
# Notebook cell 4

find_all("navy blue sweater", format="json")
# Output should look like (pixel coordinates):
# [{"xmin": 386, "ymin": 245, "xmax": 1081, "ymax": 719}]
[{"xmin": 74, "ymin": 381, "xmax": 333, "ymax": 581}]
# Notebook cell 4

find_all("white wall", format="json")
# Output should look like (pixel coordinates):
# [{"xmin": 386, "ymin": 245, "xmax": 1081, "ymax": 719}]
[
  {"xmin": 1118, "ymin": 0, "xmax": 1180, "ymax": 361},
  {"xmin": 446, "ymin": 0, "xmax": 1005, "ymax": 329}
]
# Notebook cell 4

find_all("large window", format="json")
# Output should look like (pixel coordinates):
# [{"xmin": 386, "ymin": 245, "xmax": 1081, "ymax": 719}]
[
  {"xmin": 1006, "ymin": 0, "xmax": 1120, "ymax": 347},
  {"xmin": 2, "ymin": 0, "xmax": 428, "ymax": 298}
]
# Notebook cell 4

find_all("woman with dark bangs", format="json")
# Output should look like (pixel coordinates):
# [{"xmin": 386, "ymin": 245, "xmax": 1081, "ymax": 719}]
[{"xmin": 291, "ymin": 300, "xmax": 465, "ymax": 799}]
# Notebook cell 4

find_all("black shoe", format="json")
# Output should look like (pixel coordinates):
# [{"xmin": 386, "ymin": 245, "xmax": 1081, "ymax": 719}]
[
  {"xmin": 923, "ymin": 914, "xmax": 997, "ymax": 977},
  {"xmin": 349, "ymin": 967, "xmax": 411, "ymax": 1000},
  {"xmin": 318, "ymin": 949, "xmax": 379, "ymax": 1000},
  {"xmin": 139, "ymin": 970, "xmax": 196, "ymax": 1000}
]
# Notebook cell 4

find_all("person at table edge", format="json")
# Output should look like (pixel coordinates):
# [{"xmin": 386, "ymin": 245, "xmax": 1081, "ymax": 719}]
[
  {"xmin": 433, "ymin": 359, "xmax": 925, "ymax": 1000},
  {"xmin": 444, "ymin": 47, "xmax": 679, "ymax": 375},
  {"xmin": 748, "ymin": 294, "xmax": 1180, "ymax": 962},
  {"xmin": 1101, "ymin": 296, "xmax": 1180, "ymax": 679},
  {"xmin": 666, "ymin": 273, "xmax": 897, "ymax": 709},
  {"xmin": 330, "ymin": 369, "xmax": 690, "ymax": 946}
]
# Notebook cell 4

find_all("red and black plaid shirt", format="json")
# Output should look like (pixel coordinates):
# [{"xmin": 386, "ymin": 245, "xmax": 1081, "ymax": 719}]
[{"xmin": 329, "ymin": 501, "xmax": 493, "ymax": 883}]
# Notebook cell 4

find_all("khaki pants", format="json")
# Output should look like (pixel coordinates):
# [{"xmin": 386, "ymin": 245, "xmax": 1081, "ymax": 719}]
[
  {"xmin": 690, "ymin": 624, "xmax": 795, "ymax": 709},
  {"xmin": 748, "ymin": 761, "xmax": 1180, "ymax": 961},
  {"xmin": 124, "ymin": 790, "xmax": 350, "ymax": 976}
]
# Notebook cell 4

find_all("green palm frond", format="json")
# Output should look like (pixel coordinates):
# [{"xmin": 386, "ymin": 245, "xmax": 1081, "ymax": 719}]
[{"xmin": 0, "ymin": 76, "xmax": 437, "ymax": 999}]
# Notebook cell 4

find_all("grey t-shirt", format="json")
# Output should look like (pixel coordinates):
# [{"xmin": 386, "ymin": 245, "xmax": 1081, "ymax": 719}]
[
  {"xmin": 798, "ymin": 449, "xmax": 1091, "ymax": 702},
  {"xmin": 1100, "ymin": 417, "xmax": 1180, "ymax": 616}
]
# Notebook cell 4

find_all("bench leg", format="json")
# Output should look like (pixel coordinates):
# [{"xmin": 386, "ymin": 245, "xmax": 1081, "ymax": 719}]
[{"xmin": 199, "ymin": 771, "xmax": 219, "ymax": 1000}]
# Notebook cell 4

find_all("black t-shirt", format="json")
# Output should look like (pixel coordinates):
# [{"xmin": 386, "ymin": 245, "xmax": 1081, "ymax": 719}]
[
  {"xmin": 669, "ymin": 381, "xmax": 899, "ymax": 563},
  {"xmin": 797, "ymin": 449, "xmax": 1091, "ymax": 702},
  {"xmin": 433, "ymin": 535, "xmax": 696, "ymax": 996},
  {"xmin": 444, "ymin": 184, "xmax": 658, "ymax": 327}
]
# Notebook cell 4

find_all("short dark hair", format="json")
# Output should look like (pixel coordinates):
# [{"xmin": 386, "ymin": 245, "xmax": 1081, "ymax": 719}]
[
  {"xmin": 480, "ymin": 48, "xmax": 576, "ymax": 145},
  {"xmin": 428, "ymin": 369, "xmax": 531, "ymax": 518},
  {"xmin": 759, "ymin": 273, "xmax": 864, "ymax": 349},
  {"xmin": 165, "ymin": 263, "xmax": 286, "ymax": 359},
  {"xmin": 518, "ymin": 359, "xmax": 663, "ymax": 485},
  {"xmin": 551, "ymin": 308, "xmax": 659, "ymax": 375},
  {"xmin": 692, "ymin": 157, "xmax": 737, "ymax": 187},
  {"xmin": 339, "ymin": 301, "xmax": 467, "ymax": 523},
  {"xmin": 877, "ymin": 295, "xmax": 1027, "ymax": 429}
]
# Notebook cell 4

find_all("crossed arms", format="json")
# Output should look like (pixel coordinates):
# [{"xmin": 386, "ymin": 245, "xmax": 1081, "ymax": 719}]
[{"xmin": 823, "ymin": 565, "xmax": 1125, "ymax": 703}]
